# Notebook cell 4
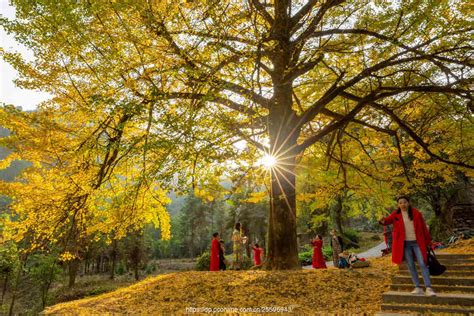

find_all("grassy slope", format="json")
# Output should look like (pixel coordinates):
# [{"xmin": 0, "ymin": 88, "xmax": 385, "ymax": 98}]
[{"xmin": 45, "ymin": 256, "xmax": 397, "ymax": 315}]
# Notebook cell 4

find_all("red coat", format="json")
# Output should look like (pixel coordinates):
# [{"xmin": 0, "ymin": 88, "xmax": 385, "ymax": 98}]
[
  {"xmin": 252, "ymin": 247, "xmax": 263, "ymax": 266},
  {"xmin": 210, "ymin": 238, "xmax": 220, "ymax": 271},
  {"xmin": 311, "ymin": 240, "xmax": 327, "ymax": 269},
  {"xmin": 381, "ymin": 208, "xmax": 431, "ymax": 265}
]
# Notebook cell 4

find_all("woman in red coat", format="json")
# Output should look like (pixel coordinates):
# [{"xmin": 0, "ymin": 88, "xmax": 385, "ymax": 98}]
[
  {"xmin": 311, "ymin": 235, "xmax": 327, "ymax": 269},
  {"xmin": 379, "ymin": 196, "xmax": 435, "ymax": 296},
  {"xmin": 210, "ymin": 232, "xmax": 220, "ymax": 271}
]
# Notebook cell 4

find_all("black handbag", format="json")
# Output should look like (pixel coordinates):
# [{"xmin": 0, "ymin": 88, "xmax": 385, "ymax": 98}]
[{"xmin": 427, "ymin": 248, "xmax": 446, "ymax": 276}]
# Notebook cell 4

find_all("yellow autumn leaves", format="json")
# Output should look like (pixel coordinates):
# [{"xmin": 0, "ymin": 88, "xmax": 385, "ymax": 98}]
[{"xmin": 44, "ymin": 256, "xmax": 397, "ymax": 314}]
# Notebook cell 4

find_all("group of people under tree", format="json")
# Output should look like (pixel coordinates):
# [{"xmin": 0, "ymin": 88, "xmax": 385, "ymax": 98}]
[
  {"xmin": 310, "ymin": 229, "xmax": 344, "ymax": 269},
  {"xmin": 310, "ymin": 196, "xmax": 437, "ymax": 297},
  {"xmin": 209, "ymin": 195, "xmax": 438, "ymax": 297},
  {"xmin": 210, "ymin": 222, "xmax": 264, "ymax": 271}
]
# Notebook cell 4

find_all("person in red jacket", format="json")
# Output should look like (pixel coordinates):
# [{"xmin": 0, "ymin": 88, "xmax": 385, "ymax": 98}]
[
  {"xmin": 252, "ymin": 243, "xmax": 264, "ymax": 266},
  {"xmin": 210, "ymin": 232, "xmax": 220, "ymax": 271},
  {"xmin": 379, "ymin": 196, "xmax": 436, "ymax": 296},
  {"xmin": 310, "ymin": 235, "xmax": 327, "ymax": 269}
]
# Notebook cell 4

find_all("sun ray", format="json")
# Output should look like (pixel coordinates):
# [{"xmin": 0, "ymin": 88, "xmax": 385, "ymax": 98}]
[
  {"xmin": 272, "ymin": 166, "xmax": 297, "ymax": 190},
  {"xmin": 271, "ymin": 169, "xmax": 296, "ymax": 220}
]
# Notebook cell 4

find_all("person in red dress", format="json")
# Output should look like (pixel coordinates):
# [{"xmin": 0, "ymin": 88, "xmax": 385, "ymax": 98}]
[
  {"xmin": 210, "ymin": 232, "xmax": 220, "ymax": 271},
  {"xmin": 310, "ymin": 235, "xmax": 327, "ymax": 269},
  {"xmin": 252, "ymin": 243, "xmax": 264, "ymax": 266}
]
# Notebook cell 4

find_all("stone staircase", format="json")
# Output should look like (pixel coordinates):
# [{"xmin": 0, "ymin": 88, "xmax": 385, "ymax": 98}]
[{"xmin": 380, "ymin": 253, "xmax": 474, "ymax": 315}]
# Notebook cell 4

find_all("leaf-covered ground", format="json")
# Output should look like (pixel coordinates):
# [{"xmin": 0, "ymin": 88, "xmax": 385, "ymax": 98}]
[
  {"xmin": 440, "ymin": 238, "xmax": 474, "ymax": 254},
  {"xmin": 45, "ymin": 256, "xmax": 397, "ymax": 315}
]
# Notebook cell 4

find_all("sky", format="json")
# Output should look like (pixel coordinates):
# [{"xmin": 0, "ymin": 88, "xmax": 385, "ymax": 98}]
[{"xmin": 0, "ymin": 0, "xmax": 50, "ymax": 111}]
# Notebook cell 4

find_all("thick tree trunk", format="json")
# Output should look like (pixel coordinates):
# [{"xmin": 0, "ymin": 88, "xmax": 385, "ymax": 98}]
[
  {"xmin": 332, "ymin": 195, "xmax": 344, "ymax": 235},
  {"xmin": 265, "ymin": 80, "xmax": 300, "ymax": 269},
  {"xmin": 267, "ymin": 157, "xmax": 299, "ymax": 269}
]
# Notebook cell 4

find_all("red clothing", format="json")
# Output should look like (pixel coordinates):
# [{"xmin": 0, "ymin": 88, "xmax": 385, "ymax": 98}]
[
  {"xmin": 311, "ymin": 239, "xmax": 327, "ymax": 269},
  {"xmin": 252, "ymin": 247, "xmax": 263, "ymax": 266},
  {"xmin": 210, "ymin": 238, "xmax": 220, "ymax": 271},
  {"xmin": 381, "ymin": 208, "xmax": 431, "ymax": 265}
]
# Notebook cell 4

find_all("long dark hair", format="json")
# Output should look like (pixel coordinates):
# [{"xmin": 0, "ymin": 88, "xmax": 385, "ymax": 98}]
[
  {"xmin": 396, "ymin": 196, "xmax": 413, "ymax": 220},
  {"xmin": 317, "ymin": 234, "xmax": 323, "ymax": 246},
  {"xmin": 235, "ymin": 222, "xmax": 241, "ymax": 231}
]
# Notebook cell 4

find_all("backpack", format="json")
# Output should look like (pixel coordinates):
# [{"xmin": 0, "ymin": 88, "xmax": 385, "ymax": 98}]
[{"xmin": 338, "ymin": 257, "xmax": 349, "ymax": 269}]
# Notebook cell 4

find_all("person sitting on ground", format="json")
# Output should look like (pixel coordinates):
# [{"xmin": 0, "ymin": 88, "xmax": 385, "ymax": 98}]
[{"xmin": 337, "ymin": 251, "xmax": 350, "ymax": 269}]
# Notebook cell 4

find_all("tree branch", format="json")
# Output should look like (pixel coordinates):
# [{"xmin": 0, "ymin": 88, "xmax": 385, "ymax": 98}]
[
  {"xmin": 249, "ymin": 0, "xmax": 274, "ymax": 25},
  {"xmin": 296, "ymin": 95, "xmax": 371, "ymax": 152},
  {"xmin": 158, "ymin": 91, "xmax": 259, "ymax": 116},
  {"xmin": 293, "ymin": 0, "xmax": 345, "ymax": 44},
  {"xmin": 290, "ymin": 0, "xmax": 319, "ymax": 30},
  {"xmin": 340, "ymin": 92, "xmax": 474, "ymax": 169}
]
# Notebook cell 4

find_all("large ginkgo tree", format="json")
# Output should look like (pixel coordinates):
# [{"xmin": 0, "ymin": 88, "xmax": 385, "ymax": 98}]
[{"xmin": 1, "ymin": 0, "xmax": 472, "ymax": 269}]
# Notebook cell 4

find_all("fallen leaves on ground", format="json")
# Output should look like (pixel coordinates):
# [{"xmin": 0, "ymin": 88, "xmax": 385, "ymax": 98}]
[
  {"xmin": 45, "ymin": 256, "xmax": 398, "ymax": 315},
  {"xmin": 440, "ymin": 239, "xmax": 474, "ymax": 254}
]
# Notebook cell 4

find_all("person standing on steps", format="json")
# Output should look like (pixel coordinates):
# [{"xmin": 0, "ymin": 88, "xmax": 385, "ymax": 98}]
[{"xmin": 379, "ymin": 196, "xmax": 436, "ymax": 296}]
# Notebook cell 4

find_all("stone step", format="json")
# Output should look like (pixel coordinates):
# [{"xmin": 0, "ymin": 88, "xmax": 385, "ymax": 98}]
[
  {"xmin": 392, "ymin": 275, "xmax": 474, "ymax": 286},
  {"xmin": 434, "ymin": 253, "xmax": 474, "ymax": 259},
  {"xmin": 398, "ymin": 259, "xmax": 474, "ymax": 265},
  {"xmin": 399, "ymin": 264, "xmax": 474, "ymax": 271},
  {"xmin": 381, "ymin": 303, "xmax": 474, "ymax": 315},
  {"xmin": 397, "ymin": 270, "xmax": 472, "ymax": 277},
  {"xmin": 382, "ymin": 291, "xmax": 474, "ymax": 306},
  {"xmin": 390, "ymin": 284, "xmax": 474, "ymax": 293}
]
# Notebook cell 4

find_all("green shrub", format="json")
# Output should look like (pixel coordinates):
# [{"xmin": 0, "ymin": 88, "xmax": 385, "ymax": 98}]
[
  {"xmin": 342, "ymin": 228, "xmax": 360, "ymax": 249},
  {"xmin": 298, "ymin": 251, "xmax": 312, "ymax": 266},
  {"xmin": 144, "ymin": 262, "xmax": 156, "ymax": 274},
  {"xmin": 241, "ymin": 256, "xmax": 253, "ymax": 270},
  {"xmin": 429, "ymin": 216, "xmax": 451, "ymax": 242},
  {"xmin": 300, "ymin": 243, "xmax": 313, "ymax": 252},
  {"xmin": 117, "ymin": 261, "xmax": 126, "ymax": 275},
  {"xmin": 195, "ymin": 251, "xmax": 210, "ymax": 271},
  {"xmin": 322, "ymin": 246, "xmax": 332, "ymax": 260}
]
